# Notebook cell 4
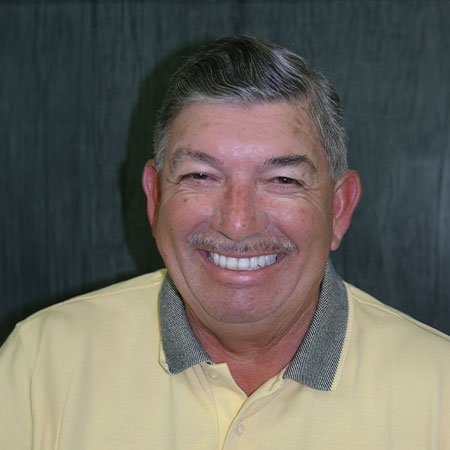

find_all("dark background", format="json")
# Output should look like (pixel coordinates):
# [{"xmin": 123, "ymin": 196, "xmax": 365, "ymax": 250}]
[{"xmin": 1, "ymin": 0, "xmax": 450, "ymax": 344}]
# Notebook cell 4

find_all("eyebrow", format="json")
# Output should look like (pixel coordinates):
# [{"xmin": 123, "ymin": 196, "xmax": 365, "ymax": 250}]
[
  {"xmin": 168, "ymin": 148, "xmax": 317, "ymax": 174},
  {"xmin": 169, "ymin": 148, "xmax": 222, "ymax": 173},
  {"xmin": 263, "ymin": 155, "xmax": 317, "ymax": 173}
]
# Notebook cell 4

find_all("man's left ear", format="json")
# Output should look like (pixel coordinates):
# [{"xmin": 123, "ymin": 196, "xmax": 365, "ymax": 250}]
[
  {"xmin": 142, "ymin": 160, "xmax": 161, "ymax": 227},
  {"xmin": 331, "ymin": 170, "xmax": 361, "ymax": 251}
]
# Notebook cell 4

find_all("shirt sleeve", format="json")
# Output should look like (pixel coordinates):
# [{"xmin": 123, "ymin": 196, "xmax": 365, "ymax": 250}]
[{"xmin": 0, "ymin": 327, "xmax": 32, "ymax": 449}]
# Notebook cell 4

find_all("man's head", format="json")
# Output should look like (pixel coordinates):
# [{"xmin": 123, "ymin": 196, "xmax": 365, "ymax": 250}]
[
  {"xmin": 143, "ymin": 36, "xmax": 360, "ymax": 333},
  {"xmin": 154, "ymin": 36, "xmax": 347, "ymax": 182}
]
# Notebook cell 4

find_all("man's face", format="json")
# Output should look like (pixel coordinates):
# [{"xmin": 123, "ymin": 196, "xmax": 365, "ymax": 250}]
[{"xmin": 144, "ymin": 101, "xmax": 358, "ymax": 329}]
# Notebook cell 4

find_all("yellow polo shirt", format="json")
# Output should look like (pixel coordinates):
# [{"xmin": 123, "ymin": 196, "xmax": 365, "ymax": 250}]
[{"xmin": 0, "ymin": 263, "xmax": 449, "ymax": 449}]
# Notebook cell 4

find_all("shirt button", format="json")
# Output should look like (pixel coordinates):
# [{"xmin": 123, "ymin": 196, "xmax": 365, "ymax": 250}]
[
  {"xmin": 236, "ymin": 422, "xmax": 245, "ymax": 436},
  {"xmin": 208, "ymin": 371, "xmax": 218, "ymax": 380}
]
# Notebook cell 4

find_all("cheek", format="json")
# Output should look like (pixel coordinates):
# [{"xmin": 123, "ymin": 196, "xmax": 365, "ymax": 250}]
[
  {"xmin": 155, "ymin": 194, "xmax": 213, "ymax": 242},
  {"xmin": 280, "ymin": 209, "xmax": 315, "ymax": 238},
  {"xmin": 273, "ymin": 199, "xmax": 333, "ymax": 245}
]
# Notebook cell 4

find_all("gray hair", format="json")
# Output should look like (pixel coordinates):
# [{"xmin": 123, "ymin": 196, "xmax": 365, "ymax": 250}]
[{"xmin": 154, "ymin": 36, "xmax": 347, "ymax": 181}]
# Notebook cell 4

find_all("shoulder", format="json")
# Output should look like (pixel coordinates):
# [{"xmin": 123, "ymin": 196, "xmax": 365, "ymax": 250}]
[
  {"xmin": 14, "ymin": 270, "xmax": 166, "ymax": 362},
  {"xmin": 346, "ymin": 282, "xmax": 450, "ymax": 342},
  {"xmin": 344, "ymin": 282, "xmax": 450, "ymax": 370},
  {"xmin": 20, "ymin": 269, "xmax": 165, "ymax": 324}
]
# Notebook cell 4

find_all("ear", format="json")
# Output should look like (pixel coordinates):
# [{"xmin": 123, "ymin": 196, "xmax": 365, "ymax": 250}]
[
  {"xmin": 142, "ymin": 160, "xmax": 161, "ymax": 227},
  {"xmin": 331, "ymin": 170, "xmax": 361, "ymax": 251}
]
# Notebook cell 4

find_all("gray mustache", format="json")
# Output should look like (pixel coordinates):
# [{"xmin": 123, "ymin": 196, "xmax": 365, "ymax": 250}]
[{"xmin": 186, "ymin": 233, "xmax": 297, "ymax": 254}]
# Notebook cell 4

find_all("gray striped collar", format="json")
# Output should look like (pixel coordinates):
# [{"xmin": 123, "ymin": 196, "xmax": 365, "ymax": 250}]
[{"xmin": 159, "ymin": 261, "xmax": 348, "ymax": 391}]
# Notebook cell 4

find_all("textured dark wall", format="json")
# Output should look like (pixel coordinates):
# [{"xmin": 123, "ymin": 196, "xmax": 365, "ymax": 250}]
[{"xmin": 1, "ymin": 0, "xmax": 450, "ymax": 343}]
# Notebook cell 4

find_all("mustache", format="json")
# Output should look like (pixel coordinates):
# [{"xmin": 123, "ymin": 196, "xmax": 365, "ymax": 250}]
[{"xmin": 186, "ymin": 233, "xmax": 297, "ymax": 254}]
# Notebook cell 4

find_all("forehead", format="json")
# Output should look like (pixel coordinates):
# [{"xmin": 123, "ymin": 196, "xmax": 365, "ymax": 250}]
[{"xmin": 165, "ymin": 101, "xmax": 326, "ymax": 169}]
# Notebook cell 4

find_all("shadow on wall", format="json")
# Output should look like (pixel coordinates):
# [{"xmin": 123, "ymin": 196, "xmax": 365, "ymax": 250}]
[
  {"xmin": 0, "ymin": 41, "xmax": 212, "ymax": 346},
  {"xmin": 120, "ymin": 40, "xmax": 210, "ymax": 275}
]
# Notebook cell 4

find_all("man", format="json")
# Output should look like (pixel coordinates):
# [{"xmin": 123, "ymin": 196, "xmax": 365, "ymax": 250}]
[{"xmin": 1, "ymin": 36, "xmax": 449, "ymax": 449}]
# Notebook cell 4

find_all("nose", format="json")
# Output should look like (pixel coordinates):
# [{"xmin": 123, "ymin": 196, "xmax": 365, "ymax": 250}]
[{"xmin": 209, "ymin": 180, "xmax": 269, "ymax": 240}]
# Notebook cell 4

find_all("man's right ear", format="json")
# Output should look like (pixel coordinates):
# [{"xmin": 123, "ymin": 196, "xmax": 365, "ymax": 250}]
[{"xmin": 142, "ymin": 160, "xmax": 160, "ymax": 227}]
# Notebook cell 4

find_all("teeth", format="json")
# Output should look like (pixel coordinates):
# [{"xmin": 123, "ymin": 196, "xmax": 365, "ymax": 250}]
[{"xmin": 208, "ymin": 252, "xmax": 277, "ymax": 271}]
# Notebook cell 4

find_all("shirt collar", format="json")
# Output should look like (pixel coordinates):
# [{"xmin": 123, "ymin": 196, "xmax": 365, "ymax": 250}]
[{"xmin": 159, "ymin": 260, "xmax": 348, "ymax": 391}]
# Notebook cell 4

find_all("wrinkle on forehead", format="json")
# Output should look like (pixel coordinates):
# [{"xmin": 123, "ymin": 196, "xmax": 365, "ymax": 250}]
[{"xmin": 165, "ymin": 101, "xmax": 327, "ymax": 177}]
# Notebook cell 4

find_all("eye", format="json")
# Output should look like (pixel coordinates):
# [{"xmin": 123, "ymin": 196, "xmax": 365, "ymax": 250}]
[
  {"xmin": 180, "ymin": 172, "xmax": 212, "ymax": 181},
  {"xmin": 175, "ymin": 172, "xmax": 220, "ymax": 188},
  {"xmin": 272, "ymin": 176, "xmax": 302, "ymax": 186},
  {"xmin": 266, "ymin": 176, "xmax": 307, "ymax": 194},
  {"xmin": 189, "ymin": 173, "xmax": 210, "ymax": 180}
]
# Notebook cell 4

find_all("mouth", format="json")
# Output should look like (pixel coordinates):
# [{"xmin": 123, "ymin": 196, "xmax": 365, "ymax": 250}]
[{"xmin": 207, "ymin": 251, "xmax": 278, "ymax": 271}]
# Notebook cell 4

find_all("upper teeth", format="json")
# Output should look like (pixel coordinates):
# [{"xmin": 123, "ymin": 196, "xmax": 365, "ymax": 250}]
[{"xmin": 208, "ymin": 252, "xmax": 277, "ymax": 271}]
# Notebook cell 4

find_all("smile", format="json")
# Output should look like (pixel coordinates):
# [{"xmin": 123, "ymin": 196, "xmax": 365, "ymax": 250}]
[{"xmin": 207, "ymin": 252, "xmax": 278, "ymax": 271}]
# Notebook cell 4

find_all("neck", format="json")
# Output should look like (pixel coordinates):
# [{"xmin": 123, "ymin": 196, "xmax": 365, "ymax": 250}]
[{"xmin": 187, "ymin": 299, "xmax": 317, "ymax": 396}]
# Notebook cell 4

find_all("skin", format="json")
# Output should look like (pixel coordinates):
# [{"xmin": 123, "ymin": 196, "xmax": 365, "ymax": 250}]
[{"xmin": 143, "ymin": 101, "xmax": 361, "ymax": 395}]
